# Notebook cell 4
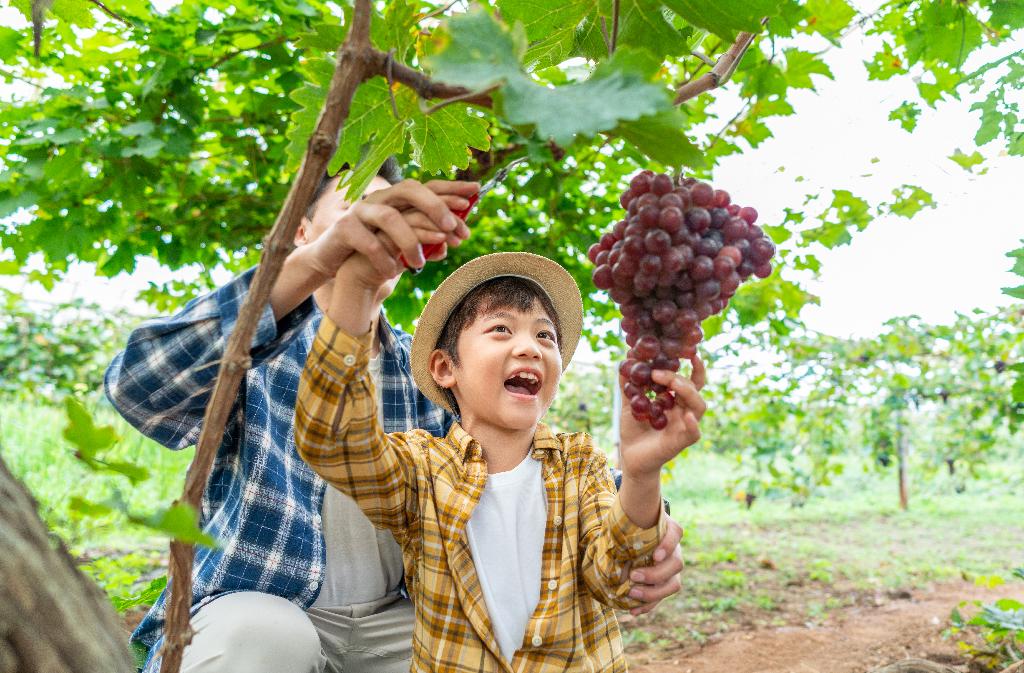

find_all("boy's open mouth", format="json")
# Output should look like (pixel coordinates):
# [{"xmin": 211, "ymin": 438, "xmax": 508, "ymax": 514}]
[{"xmin": 503, "ymin": 369, "xmax": 542, "ymax": 397}]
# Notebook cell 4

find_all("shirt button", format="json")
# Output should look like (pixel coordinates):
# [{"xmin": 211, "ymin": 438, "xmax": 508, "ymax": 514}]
[
  {"xmin": 531, "ymin": 635, "xmax": 543, "ymax": 647},
  {"xmin": 547, "ymin": 579, "xmax": 557, "ymax": 591},
  {"xmin": 313, "ymin": 514, "xmax": 322, "ymax": 528},
  {"xmin": 308, "ymin": 580, "xmax": 319, "ymax": 591},
  {"xmin": 553, "ymin": 515, "xmax": 562, "ymax": 526},
  {"xmin": 343, "ymin": 354, "xmax": 356, "ymax": 366},
  {"xmin": 633, "ymin": 540, "xmax": 644, "ymax": 551}
]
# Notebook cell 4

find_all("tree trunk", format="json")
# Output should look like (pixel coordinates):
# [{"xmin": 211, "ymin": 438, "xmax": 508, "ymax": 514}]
[
  {"xmin": 895, "ymin": 411, "xmax": 909, "ymax": 510},
  {"xmin": 0, "ymin": 455, "xmax": 134, "ymax": 673}
]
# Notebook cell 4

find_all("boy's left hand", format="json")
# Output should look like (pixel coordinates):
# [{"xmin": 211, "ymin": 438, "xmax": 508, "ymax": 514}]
[{"xmin": 618, "ymin": 358, "xmax": 707, "ymax": 479}]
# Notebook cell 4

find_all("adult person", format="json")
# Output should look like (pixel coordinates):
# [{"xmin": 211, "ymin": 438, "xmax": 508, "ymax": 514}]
[{"xmin": 105, "ymin": 159, "xmax": 685, "ymax": 673}]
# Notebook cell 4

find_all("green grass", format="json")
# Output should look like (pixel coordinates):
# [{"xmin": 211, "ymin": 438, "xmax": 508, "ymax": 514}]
[
  {"xmin": 615, "ymin": 449, "xmax": 1024, "ymax": 653},
  {"xmin": 3, "ymin": 396, "xmax": 1022, "ymax": 628},
  {"xmin": 0, "ymin": 396, "xmax": 193, "ymax": 551}
]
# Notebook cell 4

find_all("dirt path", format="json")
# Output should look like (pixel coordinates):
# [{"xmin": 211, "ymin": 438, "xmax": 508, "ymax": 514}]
[{"xmin": 629, "ymin": 582, "xmax": 1018, "ymax": 673}]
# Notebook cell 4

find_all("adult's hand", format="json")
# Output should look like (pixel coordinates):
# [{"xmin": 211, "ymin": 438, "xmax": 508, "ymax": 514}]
[
  {"xmin": 309, "ymin": 178, "xmax": 478, "ymax": 283},
  {"xmin": 272, "ymin": 178, "xmax": 477, "ymax": 320},
  {"xmin": 627, "ymin": 515, "xmax": 684, "ymax": 615}
]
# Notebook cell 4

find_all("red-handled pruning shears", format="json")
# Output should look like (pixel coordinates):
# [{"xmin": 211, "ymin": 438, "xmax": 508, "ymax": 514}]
[{"xmin": 401, "ymin": 156, "xmax": 528, "ymax": 273}]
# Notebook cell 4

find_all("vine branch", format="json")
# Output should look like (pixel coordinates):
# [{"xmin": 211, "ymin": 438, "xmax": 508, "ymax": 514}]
[
  {"xmin": 611, "ymin": 0, "xmax": 620, "ymax": 53},
  {"xmin": 157, "ymin": 2, "xmax": 376, "ymax": 672},
  {"xmin": 365, "ymin": 49, "xmax": 494, "ymax": 107},
  {"xmin": 419, "ymin": 83, "xmax": 499, "ymax": 114},
  {"xmin": 87, "ymin": 0, "xmax": 131, "ymax": 26},
  {"xmin": 674, "ymin": 22, "xmax": 766, "ymax": 104}
]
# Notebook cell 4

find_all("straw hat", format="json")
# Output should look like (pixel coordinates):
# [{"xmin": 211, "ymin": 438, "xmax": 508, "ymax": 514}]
[{"xmin": 410, "ymin": 252, "xmax": 584, "ymax": 413}]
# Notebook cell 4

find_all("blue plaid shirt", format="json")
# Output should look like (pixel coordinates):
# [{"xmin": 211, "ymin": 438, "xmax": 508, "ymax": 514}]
[{"xmin": 104, "ymin": 268, "xmax": 453, "ymax": 667}]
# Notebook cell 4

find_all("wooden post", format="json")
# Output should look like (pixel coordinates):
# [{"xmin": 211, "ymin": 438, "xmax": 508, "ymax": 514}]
[{"xmin": 895, "ymin": 409, "xmax": 909, "ymax": 511}]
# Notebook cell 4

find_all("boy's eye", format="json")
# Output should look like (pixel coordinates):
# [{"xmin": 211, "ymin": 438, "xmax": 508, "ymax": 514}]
[
  {"xmin": 538, "ymin": 330, "xmax": 556, "ymax": 342},
  {"xmin": 489, "ymin": 324, "xmax": 510, "ymax": 333}
]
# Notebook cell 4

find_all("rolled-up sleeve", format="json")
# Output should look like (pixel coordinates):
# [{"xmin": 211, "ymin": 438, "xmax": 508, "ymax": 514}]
[{"xmin": 578, "ymin": 452, "xmax": 666, "ymax": 610}]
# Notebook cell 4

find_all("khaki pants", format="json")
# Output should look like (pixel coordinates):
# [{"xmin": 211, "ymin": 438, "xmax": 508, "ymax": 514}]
[{"xmin": 179, "ymin": 591, "xmax": 413, "ymax": 673}]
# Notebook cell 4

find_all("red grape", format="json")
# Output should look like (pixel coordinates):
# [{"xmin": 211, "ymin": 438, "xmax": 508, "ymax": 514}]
[
  {"xmin": 686, "ymin": 208, "xmax": 711, "ymax": 234},
  {"xmin": 630, "ymin": 173, "xmax": 651, "ymax": 194},
  {"xmin": 691, "ymin": 182, "xmax": 714, "ymax": 207},
  {"xmin": 590, "ymin": 170, "xmax": 778, "ymax": 428},
  {"xmin": 651, "ymin": 173, "xmax": 674, "ymax": 196}
]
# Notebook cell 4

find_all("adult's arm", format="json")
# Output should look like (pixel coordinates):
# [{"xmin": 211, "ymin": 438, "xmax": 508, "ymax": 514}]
[{"xmin": 104, "ymin": 267, "xmax": 317, "ymax": 449}]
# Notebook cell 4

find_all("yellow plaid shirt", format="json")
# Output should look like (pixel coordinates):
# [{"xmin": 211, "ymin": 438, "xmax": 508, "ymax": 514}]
[{"xmin": 295, "ymin": 316, "xmax": 666, "ymax": 672}]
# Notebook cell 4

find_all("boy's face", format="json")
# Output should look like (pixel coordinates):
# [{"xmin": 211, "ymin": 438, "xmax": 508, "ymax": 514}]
[{"xmin": 432, "ymin": 299, "xmax": 562, "ymax": 433}]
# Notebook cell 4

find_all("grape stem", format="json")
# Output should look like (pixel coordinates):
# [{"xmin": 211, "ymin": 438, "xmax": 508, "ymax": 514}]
[{"xmin": 673, "ymin": 19, "xmax": 768, "ymax": 104}]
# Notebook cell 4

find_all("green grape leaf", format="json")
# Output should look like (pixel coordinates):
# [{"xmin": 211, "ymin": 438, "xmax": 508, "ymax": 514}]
[
  {"xmin": 990, "ymin": 0, "xmax": 1024, "ymax": 29},
  {"xmin": 112, "ymin": 576, "xmax": 168, "ymax": 612},
  {"xmin": 374, "ymin": 0, "xmax": 418, "ymax": 63},
  {"xmin": 949, "ymin": 148, "xmax": 985, "ymax": 173},
  {"xmin": 888, "ymin": 101, "xmax": 921, "ymax": 132},
  {"xmin": 614, "ymin": 107, "xmax": 704, "ymax": 167},
  {"xmin": 0, "ymin": 27, "xmax": 22, "ymax": 60},
  {"xmin": 783, "ymin": 49, "xmax": 833, "ymax": 89},
  {"xmin": 884, "ymin": 184, "xmax": 936, "ymax": 218},
  {"xmin": 68, "ymin": 496, "xmax": 115, "ymax": 518},
  {"xmin": 503, "ymin": 64, "xmax": 670, "ymax": 144},
  {"xmin": 498, "ymin": 0, "xmax": 596, "ymax": 67},
  {"xmin": 283, "ymin": 56, "xmax": 337, "ymax": 170},
  {"xmin": 424, "ymin": 8, "xmax": 526, "ymax": 90},
  {"xmin": 615, "ymin": 0, "xmax": 691, "ymax": 58},
  {"xmin": 428, "ymin": 11, "xmax": 673, "ymax": 144},
  {"xmin": 802, "ymin": 0, "xmax": 855, "ymax": 37},
  {"xmin": 132, "ymin": 503, "xmax": 219, "ymax": 548},
  {"xmin": 800, "ymin": 189, "xmax": 871, "ymax": 248},
  {"xmin": 295, "ymin": 22, "xmax": 347, "ymax": 52},
  {"xmin": 63, "ymin": 397, "xmax": 118, "ymax": 458},
  {"xmin": 342, "ymin": 121, "xmax": 407, "ymax": 200},
  {"xmin": 407, "ymin": 100, "xmax": 491, "ymax": 176},
  {"xmin": 1007, "ymin": 241, "xmax": 1024, "ymax": 278},
  {"xmin": 333, "ymin": 78, "xmax": 400, "ymax": 174},
  {"xmin": 662, "ymin": 0, "xmax": 781, "ymax": 39},
  {"xmin": 92, "ymin": 458, "xmax": 150, "ymax": 484}
]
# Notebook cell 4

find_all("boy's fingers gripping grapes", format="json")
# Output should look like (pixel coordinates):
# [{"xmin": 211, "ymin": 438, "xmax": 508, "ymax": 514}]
[{"xmin": 651, "ymin": 368, "xmax": 706, "ymax": 421}]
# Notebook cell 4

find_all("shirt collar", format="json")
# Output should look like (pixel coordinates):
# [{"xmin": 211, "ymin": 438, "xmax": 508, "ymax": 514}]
[{"xmin": 447, "ymin": 422, "xmax": 565, "ymax": 465}]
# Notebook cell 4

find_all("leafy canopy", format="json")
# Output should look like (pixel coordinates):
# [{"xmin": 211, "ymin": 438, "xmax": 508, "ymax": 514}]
[{"xmin": 0, "ymin": 0, "xmax": 1020, "ymax": 336}]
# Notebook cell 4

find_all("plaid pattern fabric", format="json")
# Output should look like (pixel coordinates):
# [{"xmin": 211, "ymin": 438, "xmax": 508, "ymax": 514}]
[
  {"xmin": 103, "ymin": 268, "xmax": 452, "ymax": 671},
  {"xmin": 295, "ymin": 316, "xmax": 667, "ymax": 673}
]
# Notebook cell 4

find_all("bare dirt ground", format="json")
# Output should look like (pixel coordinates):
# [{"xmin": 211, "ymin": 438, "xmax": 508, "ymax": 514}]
[{"xmin": 627, "ymin": 581, "xmax": 1017, "ymax": 673}]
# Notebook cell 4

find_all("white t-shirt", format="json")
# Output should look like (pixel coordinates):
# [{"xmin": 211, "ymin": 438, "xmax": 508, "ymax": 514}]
[
  {"xmin": 465, "ymin": 454, "xmax": 547, "ymax": 662},
  {"xmin": 312, "ymin": 352, "xmax": 404, "ymax": 609}
]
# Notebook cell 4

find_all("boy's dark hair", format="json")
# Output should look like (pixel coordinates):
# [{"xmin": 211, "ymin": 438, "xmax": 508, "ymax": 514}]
[
  {"xmin": 435, "ymin": 276, "xmax": 561, "ymax": 414},
  {"xmin": 305, "ymin": 156, "xmax": 403, "ymax": 218}
]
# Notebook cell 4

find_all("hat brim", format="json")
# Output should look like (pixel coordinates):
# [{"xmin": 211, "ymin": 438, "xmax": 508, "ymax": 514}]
[{"xmin": 410, "ymin": 252, "xmax": 584, "ymax": 414}]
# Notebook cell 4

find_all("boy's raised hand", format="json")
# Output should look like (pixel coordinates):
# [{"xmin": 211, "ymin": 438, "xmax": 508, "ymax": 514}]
[
  {"xmin": 309, "ymin": 178, "xmax": 478, "ymax": 282},
  {"xmin": 618, "ymin": 358, "xmax": 706, "ymax": 480}
]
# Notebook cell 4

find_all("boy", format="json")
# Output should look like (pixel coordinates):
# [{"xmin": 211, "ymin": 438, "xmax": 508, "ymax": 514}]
[{"xmin": 295, "ymin": 251, "xmax": 705, "ymax": 672}]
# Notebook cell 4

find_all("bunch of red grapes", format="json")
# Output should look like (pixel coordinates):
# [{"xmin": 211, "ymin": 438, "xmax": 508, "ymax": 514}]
[{"xmin": 588, "ymin": 170, "xmax": 777, "ymax": 429}]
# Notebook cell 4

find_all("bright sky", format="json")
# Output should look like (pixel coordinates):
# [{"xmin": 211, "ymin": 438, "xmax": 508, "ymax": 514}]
[{"xmin": 1, "ymin": 7, "xmax": 1021, "ymax": 341}]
